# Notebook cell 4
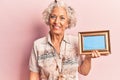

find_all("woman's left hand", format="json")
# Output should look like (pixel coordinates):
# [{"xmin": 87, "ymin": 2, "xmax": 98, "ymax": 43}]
[
  {"xmin": 91, "ymin": 50, "xmax": 101, "ymax": 58},
  {"xmin": 85, "ymin": 50, "xmax": 101, "ymax": 59}
]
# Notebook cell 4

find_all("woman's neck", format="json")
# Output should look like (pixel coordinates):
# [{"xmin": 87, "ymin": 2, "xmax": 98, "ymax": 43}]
[
  {"xmin": 50, "ymin": 32, "xmax": 64, "ymax": 44},
  {"xmin": 50, "ymin": 32, "xmax": 64, "ymax": 54}
]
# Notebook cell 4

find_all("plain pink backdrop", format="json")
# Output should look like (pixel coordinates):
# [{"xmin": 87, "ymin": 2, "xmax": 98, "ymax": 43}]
[{"xmin": 0, "ymin": 0, "xmax": 120, "ymax": 80}]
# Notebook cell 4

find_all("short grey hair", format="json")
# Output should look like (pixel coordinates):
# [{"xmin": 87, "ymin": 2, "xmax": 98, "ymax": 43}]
[{"xmin": 42, "ymin": 1, "xmax": 77, "ymax": 28}]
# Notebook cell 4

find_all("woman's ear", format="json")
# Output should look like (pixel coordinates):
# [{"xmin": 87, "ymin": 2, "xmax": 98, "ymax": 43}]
[
  {"xmin": 65, "ymin": 19, "xmax": 70, "ymax": 29},
  {"xmin": 65, "ymin": 23, "xmax": 69, "ymax": 29}
]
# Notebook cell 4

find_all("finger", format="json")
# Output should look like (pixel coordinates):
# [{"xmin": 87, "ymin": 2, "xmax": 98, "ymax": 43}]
[
  {"xmin": 91, "ymin": 51, "xmax": 95, "ymax": 57},
  {"xmin": 94, "ymin": 51, "xmax": 98, "ymax": 58},
  {"xmin": 95, "ymin": 50, "xmax": 101, "ymax": 57},
  {"xmin": 91, "ymin": 50, "xmax": 99, "ymax": 58}
]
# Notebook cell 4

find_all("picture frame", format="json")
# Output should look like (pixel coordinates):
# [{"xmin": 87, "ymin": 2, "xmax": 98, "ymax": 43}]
[{"xmin": 78, "ymin": 30, "xmax": 111, "ymax": 55}]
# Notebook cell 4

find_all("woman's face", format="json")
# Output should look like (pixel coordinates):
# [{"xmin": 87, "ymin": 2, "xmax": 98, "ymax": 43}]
[{"xmin": 49, "ymin": 7, "xmax": 69, "ymax": 35}]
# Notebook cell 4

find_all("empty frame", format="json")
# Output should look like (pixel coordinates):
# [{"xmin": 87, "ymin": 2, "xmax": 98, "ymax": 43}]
[{"xmin": 79, "ymin": 30, "xmax": 111, "ymax": 55}]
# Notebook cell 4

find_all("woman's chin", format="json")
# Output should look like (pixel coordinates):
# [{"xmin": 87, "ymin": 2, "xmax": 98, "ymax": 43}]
[{"xmin": 51, "ymin": 30, "xmax": 64, "ymax": 35}]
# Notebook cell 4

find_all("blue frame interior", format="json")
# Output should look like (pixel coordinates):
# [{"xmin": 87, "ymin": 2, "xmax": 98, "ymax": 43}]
[{"xmin": 83, "ymin": 35, "xmax": 106, "ymax": 50}]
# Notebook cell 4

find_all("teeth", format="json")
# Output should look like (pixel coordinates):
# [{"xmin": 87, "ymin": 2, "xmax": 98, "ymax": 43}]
[{"xmin": 54, "ymin": 26, "xmax": 60, "ymax": 29}]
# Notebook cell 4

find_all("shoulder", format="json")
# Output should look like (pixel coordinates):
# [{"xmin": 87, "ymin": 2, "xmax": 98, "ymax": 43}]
[
  {"xmin": 33, "ymin": 36, "xmax": 48, "ymax": 54},
  {"xmin": 67, "ymin": 35, "xmax": 78, "ymax": 44},
  {"xmin": 34, "ymin": 36, "xmax": 48, "ymax": 46}
]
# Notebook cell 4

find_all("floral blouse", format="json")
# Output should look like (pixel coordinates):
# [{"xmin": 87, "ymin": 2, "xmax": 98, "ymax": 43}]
[{"xmin": 29, "ymin": 33, "xmax": 82, "ymax": 80}]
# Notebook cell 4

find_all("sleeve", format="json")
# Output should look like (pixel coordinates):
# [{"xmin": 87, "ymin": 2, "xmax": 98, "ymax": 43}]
[
  {"xmin": 78, "ymin": 54, "xmax": 84, "ymax": 65},
  {"xmin": 74, "ymin": 36, "xmax": 83, "ymax": 65},
  {"xmin": 29, "ymin": 43, "xmax": 40, "ymax": 72}
]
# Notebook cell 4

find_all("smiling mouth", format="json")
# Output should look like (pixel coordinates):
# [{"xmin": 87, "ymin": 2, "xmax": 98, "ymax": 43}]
[{"xmin": 53, "ymin": 25, "xmax": 61, "ymax": 30}]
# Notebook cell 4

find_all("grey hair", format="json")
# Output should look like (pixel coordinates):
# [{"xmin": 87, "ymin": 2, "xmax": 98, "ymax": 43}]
[{"xmin": 42, "ymin": 1, "xmax": 77, "ymax": 28}]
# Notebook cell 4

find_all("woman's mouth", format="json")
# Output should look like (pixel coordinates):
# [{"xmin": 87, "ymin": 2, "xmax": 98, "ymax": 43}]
[{"xmin": 53, "ymin": 25, "xmax": 61, "ymax": 30}]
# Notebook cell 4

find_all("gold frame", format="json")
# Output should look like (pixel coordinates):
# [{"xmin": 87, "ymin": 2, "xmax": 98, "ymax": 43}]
[{"xmin": 78, "ymin": 30, "xmax": 111, "ymax": 55}]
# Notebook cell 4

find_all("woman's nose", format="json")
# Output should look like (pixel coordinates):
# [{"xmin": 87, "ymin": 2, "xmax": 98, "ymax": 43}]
[{"xmin": 54, "ymin": 17, "xmax": 60, "ymax": 24}]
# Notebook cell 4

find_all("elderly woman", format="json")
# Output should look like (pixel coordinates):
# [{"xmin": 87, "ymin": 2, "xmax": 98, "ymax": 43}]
[{"xmin": 29, "ymin": 0, "xmax": 100, "ymax": 80}]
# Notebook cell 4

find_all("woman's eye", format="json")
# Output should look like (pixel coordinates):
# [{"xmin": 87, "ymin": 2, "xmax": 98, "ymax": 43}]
[
  {"xmin": 60, "ymin": 16, "xmax": 65, "ymax": 20},
  {"xmin": 50, "ymin": 15, "xmax": 66, "ymax": 20},
  {"xmin": 60, "ymin": 17, "xmax": 65, "ymax": 20},
  {"xmin": 50, "ymin": 15, "xmax": 56, "ymax": 19}
]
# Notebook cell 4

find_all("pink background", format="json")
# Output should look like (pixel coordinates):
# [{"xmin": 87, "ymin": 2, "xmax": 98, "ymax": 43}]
[{"xmin": 0, "ymin": 0, "xmax": 120, "ymax": 80}]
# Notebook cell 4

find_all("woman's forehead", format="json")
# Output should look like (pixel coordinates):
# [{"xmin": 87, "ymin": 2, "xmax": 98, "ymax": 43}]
[{"xmin": 51, "ymin": 7, "xmax": 67, "ymax": 15}]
